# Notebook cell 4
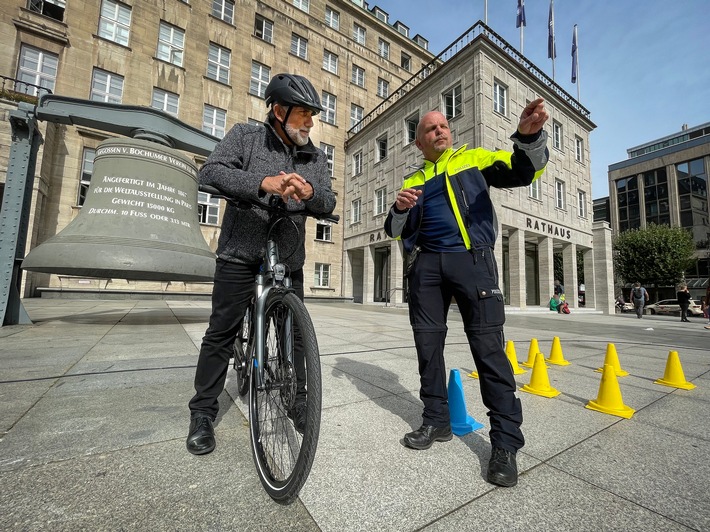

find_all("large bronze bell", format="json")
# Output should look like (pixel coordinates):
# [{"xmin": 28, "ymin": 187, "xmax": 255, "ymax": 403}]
[{"xmin": 22, "ymin": 138, "xmax": 215, "ymax": 281}]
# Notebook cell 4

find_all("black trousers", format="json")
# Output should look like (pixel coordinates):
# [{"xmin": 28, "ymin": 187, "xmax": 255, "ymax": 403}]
[
  {"xmin": 680, "ymin": 304, "xmax": 689, "ymax": 321},
  {"xmin": 407, "ymin": 250, "xmax": 524, "ymax": 453},
  {"xmin": 188, "ymin": 258, "xmax": 305, "ymax": 420}
]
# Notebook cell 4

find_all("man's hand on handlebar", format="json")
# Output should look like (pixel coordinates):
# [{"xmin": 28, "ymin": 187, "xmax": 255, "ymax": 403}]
[{"xmin": 261, "ymin": 171, "xmax": 313, "ymax": 203}]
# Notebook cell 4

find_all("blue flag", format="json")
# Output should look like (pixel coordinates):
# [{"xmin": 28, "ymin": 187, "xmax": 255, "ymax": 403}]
[
  {"xmin": 571, "ymin": 25, "xmax": 578, "ymax": 83},
  {"xmin": 516, "ymin": 0, "xmax": 526, "ymax": 28},
  {"xmin": 548, "ymin": 0, "xmax": 556, "ymax": 59}
]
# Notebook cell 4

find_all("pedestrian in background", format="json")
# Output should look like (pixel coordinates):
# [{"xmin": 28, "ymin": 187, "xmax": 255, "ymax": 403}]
[
  {"xmin": 677, "ymin": 283, "xmax": 691, "ymax": 323},
  {"xmin": 630, "ymin": 282, "xmax": 650, "ymax": 319}
]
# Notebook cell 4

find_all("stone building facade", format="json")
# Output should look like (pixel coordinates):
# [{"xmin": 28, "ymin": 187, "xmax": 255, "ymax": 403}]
[
  {"xmin": 343, "ymin": 24, "xmax": 616, "ymax": 313},
  {"xmin": 0, "ymin": 0, "xmax": 433, "ymax": 298}
]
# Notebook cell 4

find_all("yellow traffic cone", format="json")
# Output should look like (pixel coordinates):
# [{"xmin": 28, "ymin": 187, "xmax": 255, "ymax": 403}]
[
  {"xmin": 506, "ymin": 340, "xmax": 527, "ymax": 375},
  {"xmin": 521, "ymin": 353, "xmax": 560, "ymax": 398},
  {"xmin": 521, "ymin": 338, "xmax": 544, "ymax": 368},
  {"xmin": 595, "ymin": 343, "xmax": 629, "ymax": 377},
  {"xmin": 547, "ymin": 336, "xmax": 570, "ymax": 366},
  {"xmin": 654, "ymin": 351, "xmax": 696, "ymax": 390},
  {"xmin": 586, "ymin": 364, "xmax": 635, "ymax": 418}
]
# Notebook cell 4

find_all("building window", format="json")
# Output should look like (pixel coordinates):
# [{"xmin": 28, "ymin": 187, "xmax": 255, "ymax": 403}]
[
  {"xmin": 351, "ymin": 65, "xmax": 365, "ymax": 87},
  {"xmin": 575, "ymin": 136, "xmax": 584, "ymax": 162},
  {"xmin": 207, "ymin": 43, "xmax": 230, "ymax": 84},
  {"xmin": 151, "ymin": 88, "xmax": 179, "ymax": 116},
  {"xmin": 320, "ymin": 143, "xmax": 335, "ymax": 177},
  {"xmin": 577, "ymin": 190, "xmax": 587, "ymax": 218},
  {"xmin": 351, "ymin": 198, "xmax": 361, "ymax": 224},
  {"xmin": 90, "ymin": 68, "xmax": 123, "ymax": 103},
  {"xmin": 616, "ymin": 176, "xmax": 641, "ymax": 232},
  {"xmin": 406, "ymin": 113, "xmax": 418, "ymax": 144},
  {"xmin": 395, "ymin": 22, "xmax": 409, "ymax": 37},
  {"xmin": 314, "ymin": 263, "xmax": 330, "ymax": 287},
  {"xmin": 198, "ymin": 191, "xmax": 220, "ymax": 225},
  {"xmin": 401, "ymin": 52, "xmax": 411, "ymax": 71},
  {"xmin": 98, "ymin": 0, "xmax": 131, "ymax": 46},
  {"xmin": 378, "ymin": 38, "xmax": 390, "ymax": 60},
  {"xmin": 553, "ymin": 121, "xmax": 562, "ymax": 150},
  {"xmin": 315, "ymin": 222, "xmax": 332, "ymax": 242},
  {"xmin": 293, "ymin": 0, "xmax": 309, "ymax": 13},
  {"xmin": 321, "ymin": 92, "xmax": 336, "ymax": 125},
  {"xmin": 373, "ymin": 7, "xmax": 388, "ymax": 23},
  {"xmin": 211, "ymin": 0, "xmax": 234, "ymax": 24},
  {"xmin": 642, "ymin": 168, "xmax": 670, "ymax": 227},
  {"xmin": 250, "ymin": 61, "xmax": 270, "ymax": 98},
  {"xmin": 415, "ymin": 35, "xmax": 429, "ymax": 50},
  {"xmin": 676, "ymin": 158, "xmax": 708, "ymax": 237},
  {"xmin": 443, "ymin": 85, "xmax": 462, "ymax": 120},
  {"xmin": 16, "ymin": 45, "xmax": 58, "ymax": 96},
  {"xmin": 291, "ymin": 33, "xmax": 308, "ymax": 60},
  {"xmin": 555, "ymin": 180, "xmax": 566, "ymax": 210},
  {"xmin": 352, "ymin": 152, "xmax": 362, "ymax": 176},
  {"xmin": 323, "ymin": 50, "xmax": 338, "ymax": 74},
  {"xmin": 254, "ymin": 14, "xmax": 273, "ymax": 43},
  {"xmin": 353, "ymin": 23, "xmax": 366, "ymax": 45},
  {"xmin": 529, "ymin": 179, "xmax": 541, "ymax": 200},
  {"xmin": 156, "ymin": 21, "xmax": 185, "ymax": 67},
  {"xmin": 203, "ymin": 105, "xmax": 227, "ymax": 138},
  {"xmin": 377, "ymin": 136, "xmax": 388, "ymax": 162},
  {"xmin": 28, "ymin": 0, "xmax": 65, "ymax": 21},
  {"xmin": 350, "ymin": 103, "xmax": 363, "ymax": 132},
  {"xmin": 375, "ymin": 187, "xmax": 387, "ymax": 215},
  {"xmin": 78, "ymin": 147, "xmax": 95, "ymax": 206},
  {"xmin": 325, "ymin": 6, "xmax": 339, "ymax": 30},
  {"xmin": 377, "ymin": 78, "xmax": 389, "ymax": 98},
  {"xmin": 493, "ymin": 81, "xmax": 507, "ymax": 116}
]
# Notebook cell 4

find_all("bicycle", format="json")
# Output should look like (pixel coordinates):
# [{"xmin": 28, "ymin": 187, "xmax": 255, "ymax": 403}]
[{"xmin": 200, "ymin": 185, "xmax": 338, "ymax": 504}]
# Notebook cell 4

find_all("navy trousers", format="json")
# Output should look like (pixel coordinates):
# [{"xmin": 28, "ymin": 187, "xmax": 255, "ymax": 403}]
[
  {"xmin": 189, "ymin": 258, "xmax": 304, "ymax": 420},
  {"xmin": 407, "ymin": 250, "xmax": 524, "ymax": 453}
]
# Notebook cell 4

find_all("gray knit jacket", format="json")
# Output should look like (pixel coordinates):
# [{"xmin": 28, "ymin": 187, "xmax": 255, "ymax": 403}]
[{"xmin": 198, "ymin": 118, "xmax": 336, "ymax": 270}]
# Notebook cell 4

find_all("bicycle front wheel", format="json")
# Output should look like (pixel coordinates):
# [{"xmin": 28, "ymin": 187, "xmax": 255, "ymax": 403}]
[{"xmin": 248, "ymin": 290, "xmax": 321, "ymax": 504}]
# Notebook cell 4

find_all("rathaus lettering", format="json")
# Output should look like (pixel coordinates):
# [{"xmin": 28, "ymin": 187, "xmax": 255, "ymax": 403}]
[{"xmin": 526, "ymin": 217, "xmax": 572, "ymax": 240}]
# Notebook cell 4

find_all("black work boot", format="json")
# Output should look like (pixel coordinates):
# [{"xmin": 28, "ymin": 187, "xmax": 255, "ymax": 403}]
[
  {"xmin": 186, "ymin": 415, "xmax": 216, "ymax": 455},
  {"xmin": 287, "ymin": 401, "xmax": 307, "ymax": 435},
  {"xmin": 487, "ymin": 447, "xmax": 518, "ymax": 487},
  {"xmin": 403, "ymin": 424, "xmax": 453, "ymax": 450}
]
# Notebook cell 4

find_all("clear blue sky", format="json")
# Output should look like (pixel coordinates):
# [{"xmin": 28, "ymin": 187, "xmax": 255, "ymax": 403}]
[{"xmin": 371, "ymin": 0, "xmax": 710, "ymax": 199}]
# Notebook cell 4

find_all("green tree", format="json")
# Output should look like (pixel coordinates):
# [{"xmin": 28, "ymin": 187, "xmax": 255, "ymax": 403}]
[{"xmin": 613, "ymin": 224, "xmax": 695, "ymax": 292}]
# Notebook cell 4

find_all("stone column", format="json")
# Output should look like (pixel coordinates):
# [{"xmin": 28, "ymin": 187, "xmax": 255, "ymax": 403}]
[
  {"xmin": 592, "ymin": 221, "xmax": 615, "ymax": 314},
  {"xmin": 562, "ymin": 243, "xmax": 578, "ymax": 308},
  {"xmin": 363, "ymin": 244, "xmax": 375, "ymax": 304},
  {"xmin": 538, "ymin": 236, "xmax": 554, "ymax": 308},
  {"xmin": 582, "ymin": 247, "xmax": 595, "ymax": 308},
  {"xmin": 390, "ymin": 240, "xmax": 405, "ymax": 304},
  {"xmin": 341, "ymin": 249, "xmax": 352, "ymax": 299},
  {"xmin": 508, "ymin": 228, "xmax": 526, "ymax": 308}
]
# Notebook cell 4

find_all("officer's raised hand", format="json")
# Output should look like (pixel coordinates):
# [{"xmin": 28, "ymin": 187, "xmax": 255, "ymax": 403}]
[{"xmin": 517, "ymin": 98, "xmax": 549, "ymax": 135}]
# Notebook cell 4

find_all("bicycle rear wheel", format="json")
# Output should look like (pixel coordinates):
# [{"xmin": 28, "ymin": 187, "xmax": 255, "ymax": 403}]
[
  {"xmin": 233, "ymin": 303, "xmax": 253, "ymax": 397},
  {"xmin": 249, "ymin": 290, "xmax": 321, "ymax": 504}
]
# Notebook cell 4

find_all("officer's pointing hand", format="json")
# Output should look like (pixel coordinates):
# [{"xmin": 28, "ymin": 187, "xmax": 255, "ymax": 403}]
[{"xmin": 518, "ymin": 98, "xmax": 549, "ymax": 135}]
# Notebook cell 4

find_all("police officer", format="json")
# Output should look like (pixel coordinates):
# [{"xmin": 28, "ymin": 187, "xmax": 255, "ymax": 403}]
[{"xmin": 384, "ymin": 99, "xmax": 549, "ymax": 487}]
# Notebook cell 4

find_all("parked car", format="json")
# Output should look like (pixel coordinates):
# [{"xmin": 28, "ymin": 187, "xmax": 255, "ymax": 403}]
[
  {"xmin": 645, "ymin": 299, "xmax": 703, "ymax": 316},
  {"xmin": 616, "ymin": 301, "xmax": 634, "ymax": 313}
]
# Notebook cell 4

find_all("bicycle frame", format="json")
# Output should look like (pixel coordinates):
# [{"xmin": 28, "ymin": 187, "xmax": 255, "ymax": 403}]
[{"xmin": 251, "ymin": 237, "xmax": 295, "ymax": 391}]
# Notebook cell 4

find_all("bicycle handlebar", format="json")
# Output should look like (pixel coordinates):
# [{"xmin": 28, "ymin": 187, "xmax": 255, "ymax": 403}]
[{"xmin": 199, "ymin": 184, "xmax": 339, "ymax": 223}]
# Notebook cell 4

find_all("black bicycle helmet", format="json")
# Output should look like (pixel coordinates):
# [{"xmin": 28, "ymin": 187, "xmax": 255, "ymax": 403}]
[{"xmin": 264, "ymin": 73, "xmax": 323, "ymax": 115}]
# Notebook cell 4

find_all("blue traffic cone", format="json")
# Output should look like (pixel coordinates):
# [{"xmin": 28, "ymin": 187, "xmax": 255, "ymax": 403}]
[{"xmin": 448, "ymin": 368, "xmax": 484, "ymax": 436}]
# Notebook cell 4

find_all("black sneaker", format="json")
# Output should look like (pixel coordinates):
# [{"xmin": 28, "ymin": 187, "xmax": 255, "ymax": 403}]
[
  {"xmin": 186, "ymin": 415, "xmax": 215, "ymax": 455},
  {"xmin": 403, "ymin": 424, "xmax": 453, "ymax": 450},
  {"xmin": 287, "ymin": 401, "xmax": 307, "ymax": 434},
  {"xmin": 487, "ymin": 447, "xmax": 518, "ymax": 487}
]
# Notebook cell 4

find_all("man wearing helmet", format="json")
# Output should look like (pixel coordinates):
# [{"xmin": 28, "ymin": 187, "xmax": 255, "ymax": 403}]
[{"xmin": 186, "ymin": 73, "xmax": 336, "ymax": 455}]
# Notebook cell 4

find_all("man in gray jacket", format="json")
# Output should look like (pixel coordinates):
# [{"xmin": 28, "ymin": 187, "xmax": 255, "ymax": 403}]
[{"xmin": 187, "ymin": 74, "xmax": 336, "ymax": 455}]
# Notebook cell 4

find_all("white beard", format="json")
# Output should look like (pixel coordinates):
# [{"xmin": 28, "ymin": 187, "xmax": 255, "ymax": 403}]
[{"xmin": 285, "ymin": 123, "xmax": 309, "ymax": 146}]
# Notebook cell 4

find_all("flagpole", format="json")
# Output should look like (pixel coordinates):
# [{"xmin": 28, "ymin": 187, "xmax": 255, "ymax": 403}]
[
  {"xmin": 576, "ymin": 25, "xmax": 581, "ymax": 101},
  {"xmin": 520, "ymin": 25, "xmax": 524, "ymax": 54},
  {"xmin": 484, "ymin": 0, "xmax": 488, "ymax": 25},
  {"xmin": 517, "ymin": 0, "xmax": 526, "ymax": 54},
  {"xmin": 549, "ymin": 0, "xmax": 556, "ymax": 80}
]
